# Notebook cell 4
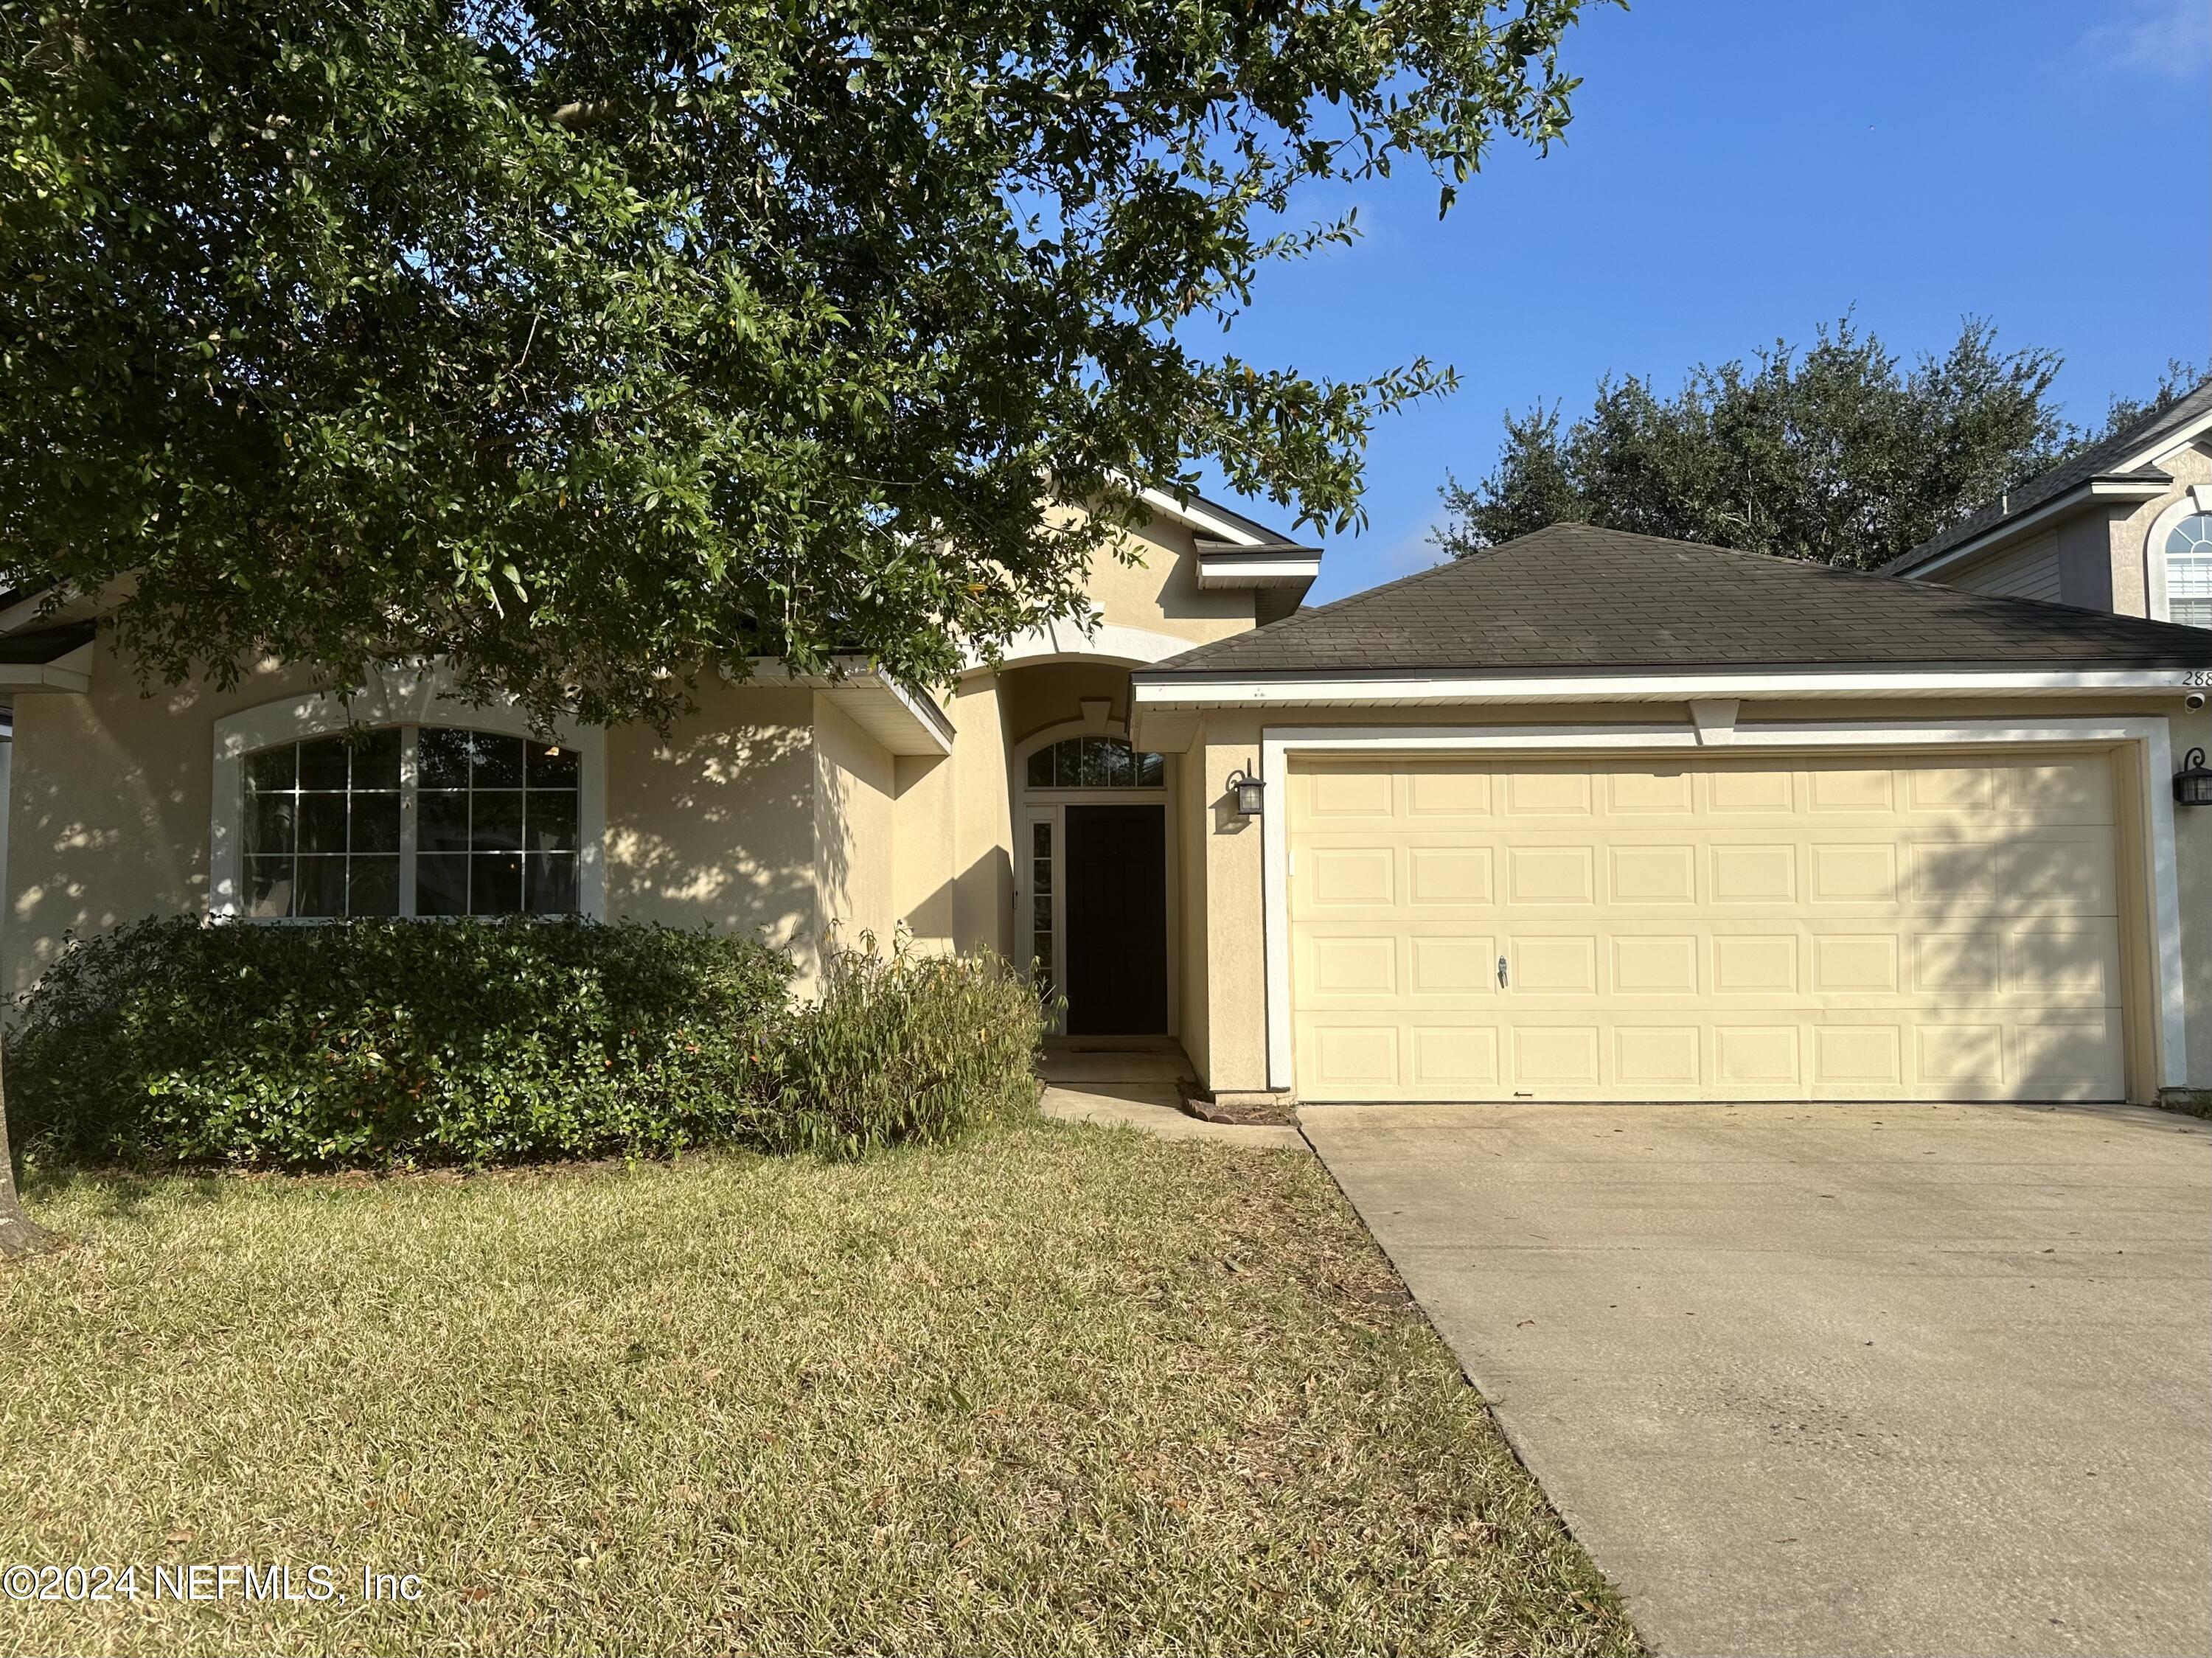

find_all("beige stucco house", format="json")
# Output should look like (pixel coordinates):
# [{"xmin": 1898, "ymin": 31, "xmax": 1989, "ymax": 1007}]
[
  {"xmin": 1882, "ymin": 378, "xmax": 2212, "ymax": 620},
  {"xmin": 7, "ymin": 481, "xmax": 2212, "ymax": 1111}
]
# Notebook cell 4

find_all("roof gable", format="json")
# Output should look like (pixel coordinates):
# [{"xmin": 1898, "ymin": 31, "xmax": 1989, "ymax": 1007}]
[
  {"xmin": 1135, "ymin": 523, "xmax": 2212, "ymax": 679},
  {"xmin": 1883, "ymin": 377, "xmax": 2212, "ymax": 579}
]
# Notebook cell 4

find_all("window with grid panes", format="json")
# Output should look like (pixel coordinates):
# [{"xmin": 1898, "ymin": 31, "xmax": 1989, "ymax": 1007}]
[{"xmin": 242, "ymin": 726, "xmax": 580, "ymax": 918}]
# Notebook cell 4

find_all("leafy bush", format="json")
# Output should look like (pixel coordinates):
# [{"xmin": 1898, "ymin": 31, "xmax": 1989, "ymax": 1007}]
[
  {"xmin": 772, "ymin": 936, "xmax": 1046, "ymax": 1158},
  {"xmin": 8, "ymin": 917, "xmax": 793, "ymax": 1169}
]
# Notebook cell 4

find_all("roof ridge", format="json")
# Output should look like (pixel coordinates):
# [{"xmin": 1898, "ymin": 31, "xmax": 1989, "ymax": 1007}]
[{"xmin": 1135, "ymin": 521, "xmax": 2212, "ymax": 680}]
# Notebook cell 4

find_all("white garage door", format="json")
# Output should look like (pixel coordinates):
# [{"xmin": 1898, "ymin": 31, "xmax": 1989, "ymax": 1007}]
[{"xmin": 1287, "ymin": 753, "xmax": 2128, "ymax": 1103}]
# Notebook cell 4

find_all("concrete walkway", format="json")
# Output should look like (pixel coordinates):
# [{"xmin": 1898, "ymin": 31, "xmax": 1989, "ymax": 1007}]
[
  {"xmin": 1303, "ymin": 1101, "xmax": 2212, "ymax": 1658},
  {"xmin": 1036, "ymin": 1038, "xmax": 1305, "ymax": 1150}
]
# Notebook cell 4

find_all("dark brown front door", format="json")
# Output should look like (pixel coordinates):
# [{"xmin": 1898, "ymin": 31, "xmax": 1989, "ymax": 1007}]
[{"xmin": 1062, "ymin": 804, "xmax": 1167, "ymax": 1035}]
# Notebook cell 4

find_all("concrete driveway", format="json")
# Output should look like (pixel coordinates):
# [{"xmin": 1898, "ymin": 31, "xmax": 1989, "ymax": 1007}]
[{"xmin": 1301, "ymin": 1101, "xmax": 2212, "ymax": 1658}]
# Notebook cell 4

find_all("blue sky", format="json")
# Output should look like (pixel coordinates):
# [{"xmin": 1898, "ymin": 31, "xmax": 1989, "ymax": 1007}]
[{"xmin": 1197, "ymin": 0, "xmax": 2212, "ymax": 603}]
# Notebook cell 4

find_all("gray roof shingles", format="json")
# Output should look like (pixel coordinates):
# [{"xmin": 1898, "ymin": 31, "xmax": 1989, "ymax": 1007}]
[
  {"xmin": 1135, "ymin": 523, "xmax": 2212, "ymax": 680},
  {"xmin": 1882, "ymin": 377, "xmax": 2212, "ymax": 578}
]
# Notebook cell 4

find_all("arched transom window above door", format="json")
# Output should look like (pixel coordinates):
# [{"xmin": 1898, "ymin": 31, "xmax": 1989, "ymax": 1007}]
[{"xmin": 1024, "ymin": 734, "xmax": 1165, "ymax": 790}]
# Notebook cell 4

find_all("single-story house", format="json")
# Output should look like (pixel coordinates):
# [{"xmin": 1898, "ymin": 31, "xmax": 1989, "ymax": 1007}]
[{"xmin": 7, "ymin": 498, "xmax": 2212, "ymax": 1110}]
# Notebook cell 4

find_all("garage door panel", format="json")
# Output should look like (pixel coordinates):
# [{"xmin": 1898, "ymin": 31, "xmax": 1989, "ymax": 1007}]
[
  {"xmin": 2008, "ymin": 922, "xmax": 2121, "ymax": 997},
  {"xmin": 1405, "ymin": 768, "xmax": 1494, "ymax": 818},
  {"xmin": 1714, "ymin": 933, "xmax": 1801, "ymax": 995},
  {"xmin": 1712, "ymin": 843, "xmax": 1797, "ymax": 902},
  {"xmin": 1610, "ymin": 843, "xmax": 1698, "ymax": 903},
  {"xmin": 1608, "ymin": 770, "xmax": 1695, "ymax": 813},
  {"xmin": 1708, "ymin": 769, "xmax": 1795, "ymax": 812},
  {"xmin": 1305, "ymin": 934, "xmax": 1397, "ymax": 997},
  {"xmin": 1616, "ymin": 1026, "xmax": 1702, "ymax": 1086},
  {"xmin": 2000, "ymin": 835, "xmax": 2117, "ymax": 911},
  {"xmin": 1514, "ymin": 1025, "xmax": 1602, "ymax": 1085},
  {"xmin": 1910, "ymin": 930, "xmax": 2005, "ymax": 995},
  {"xmin": 1408, "ymin": 846, "xmax": 1494, "ymax": 906},
  {"xmin": 1613, "ymin": 934, "xmax": 1701, "ymax": 995},
  {"xmin": 1811, "ymin": 935, "xmax": 1900, "ymax": 994},
  {"xmin": 1305, "ymin": 846, "xmax": 1393, "ymax": 908},
  {"xmin": 1813, "ymin": 1025, "xmax": 1905, "ymax": 1089},
  {"xmin": 1503, "ymin": 772, "xmax": 1593, "ymax": 816},
  {"xmin": 1408, "ymin": 936, "xmax": 1497, "ymax": 995},
  {"xmin": 1289, "ymin": 753, "xmax": 2126, "ymax": 1104},
  {"xmin": 1714, "ymin": 1025, "xmax": 1804, "ymax": 1088},
  {"xmin": 1410, "ymin": 1025, "xmax": 1500, "ymax": 1090},
  {"xmin": 1808, "ymin": 767, "xmax": 1896, "ymax": 812}
]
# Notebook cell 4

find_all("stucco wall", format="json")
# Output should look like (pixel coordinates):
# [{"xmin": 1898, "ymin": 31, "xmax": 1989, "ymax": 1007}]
[
  {"xmin": 891, "ymin": 748, "xmax": 956, "ymax": 953},
  {"xmin": 1176, "ymin": 744, "xmax": 1212, "ymax": 1074},
  {"xmin": 2113, "ymin": 439, "xmax": 2212, "ymax": 618},
  {"xmin": 4, "ymin": 633, "xmax": 325, "ymax": 994},
  {"xmin": 946, "ymin": 675, "xmax": 1015, "ymax": 960},
  {"xmin": 1084, "ymin": 515, "xmax": 1257, "ymax": 647},
  {"xmin": 1176, "ymin": 694, "xmax": 2212, "ymax": 1102},
  {"xmin": 1, "ymin": 638, "xmax": 845, "ymax": 995},
  {"xmin": 603, "ymin": 682, "xmax": 820, "ymax": 976},
  {"xmin": 810, "ymin": 693, "xmax": 896, "ymax": 960}
]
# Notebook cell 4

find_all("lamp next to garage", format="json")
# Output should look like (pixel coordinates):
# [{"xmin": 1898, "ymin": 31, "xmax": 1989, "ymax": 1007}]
[
  {"xmin": 2176, "ymin": 748, "xmax": 2212, "ymax": 807},
  {"xmin": 1227, "ymin": 765, "xmax": 1265, "ymax": 816}
]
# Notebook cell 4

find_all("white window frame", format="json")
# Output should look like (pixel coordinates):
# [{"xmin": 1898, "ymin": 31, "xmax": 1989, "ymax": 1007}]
[
  {"xmin": 1256, "ymin": 716, "xmax": 2189, "ymax": 1096},
  {"xmin": 209, "ymin": 668, "xmax": 606, "ymax": 921},
  {"xmin": 1012, "ymin": 719, "xmax": 1178, "ymax": 1034},
  {"xmin": 2145, "ymin": 487, "xmax": 2212, "ymax": 625}
]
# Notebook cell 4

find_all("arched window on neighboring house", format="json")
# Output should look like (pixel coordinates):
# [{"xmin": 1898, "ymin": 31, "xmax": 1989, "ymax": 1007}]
[
  {"xmin": 2164, "ymin": 512, "xmax": 2212, "ymax": 629},
  {"xmin": 1023, "ymin": 734, "xmax": 1165, "ymax": 790}
]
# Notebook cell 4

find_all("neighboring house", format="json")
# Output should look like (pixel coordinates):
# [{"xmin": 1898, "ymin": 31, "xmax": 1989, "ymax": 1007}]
[
  {"xmin": 7, "ymin": 511, "xmax": 2212, "ymax": 1112},
  {"xmin": 1882, "ymin": 377, "xmax": 2212, "ymax": 621}
]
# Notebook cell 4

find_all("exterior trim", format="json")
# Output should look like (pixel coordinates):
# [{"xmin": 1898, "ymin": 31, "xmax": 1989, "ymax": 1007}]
[
  {"xmin": 758, "ymin": 658, "xmax": 954, "ymax": 755},
  {"xmin": 1136, "ymin": 487, "xmax": 1270, "ymax": 547},
  {"xmin": 1134, "ymin": 667, "xmax": 2212, "ymax": 711},
  {"xmin": 0, "ymin": 660, "xmax": 89, "ymax": 694},
  {"xmin": 970, "ymin": 619, "xmax": 1203, "ymax": 672},
  {"xmin": 1255, "ymin": 717, "xmax": 2189, "ymax": 1099},
  {"xmin": 1196, "ymin": 553, "xmax": 1324, "ymax": 591},
  {"xmin": 1890, "ymin": 477, "xmax": 2170, "ymax": 582},
  {"xmin": 208, "ymin": 668, "xmax": 608, "ymax": 922}
]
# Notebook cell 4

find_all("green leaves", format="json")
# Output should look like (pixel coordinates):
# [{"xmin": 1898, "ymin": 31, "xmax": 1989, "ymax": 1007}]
[
  {"xmin": 1436, "ymin": 316, "xmax": 2157, "ymax": 571},
  {"xmin": 0, "ymin": 0, "xmax": 1599, "ymax": 724}
]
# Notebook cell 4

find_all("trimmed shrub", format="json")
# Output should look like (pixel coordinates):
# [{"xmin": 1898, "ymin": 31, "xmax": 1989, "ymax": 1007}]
[
  {"xmin": 8, "ymin": 916, "xmax": 793, "ymax": 1168},
  {"xmin": 773, "ymin": 936, "xmax": 1046, "ymax": 1157}
]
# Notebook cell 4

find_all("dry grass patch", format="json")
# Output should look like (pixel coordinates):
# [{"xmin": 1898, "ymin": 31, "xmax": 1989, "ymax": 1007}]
[{"xmin": 1, "ymin": 1120, "xmax": 1634, "ymax": 1656}]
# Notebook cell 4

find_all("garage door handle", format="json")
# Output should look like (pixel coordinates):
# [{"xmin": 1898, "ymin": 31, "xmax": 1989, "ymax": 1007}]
[{"xmin": 1498, "ymin": 955, "xmax": 1509, "ymax": 989}]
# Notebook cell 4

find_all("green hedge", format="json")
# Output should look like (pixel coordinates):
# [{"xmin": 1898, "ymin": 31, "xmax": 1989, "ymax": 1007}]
[
  {"xmin": 7, "ymin": 918, "xmax": 1044, "ymax": 1171},
  {"xmin": 7, "ymin": 916, "xmax": 793, "ymax": 1168}
]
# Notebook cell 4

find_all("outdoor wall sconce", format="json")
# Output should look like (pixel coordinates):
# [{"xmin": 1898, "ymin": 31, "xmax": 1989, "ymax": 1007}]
[
  {"xmin": 2176, "ymin": 748, "xmax": 2212, "ymax": 807},
  {"xmin": 1228, "ymin": 764, "xmax": 1265, "ymax": 816}
]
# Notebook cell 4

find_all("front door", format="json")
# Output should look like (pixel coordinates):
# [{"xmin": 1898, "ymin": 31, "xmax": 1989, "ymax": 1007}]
[{"xmin": 1062, "ymin": 804, "xmax": 1167, "ymax": 1035}]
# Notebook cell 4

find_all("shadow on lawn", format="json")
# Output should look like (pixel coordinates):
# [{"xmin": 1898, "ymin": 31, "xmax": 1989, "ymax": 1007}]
[{"xmin": 18, "ymin": 1163, "xmax": 232, "ymax": 1219}]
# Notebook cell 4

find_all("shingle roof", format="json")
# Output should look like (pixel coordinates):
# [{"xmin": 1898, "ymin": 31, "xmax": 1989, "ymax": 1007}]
[
  {"xmin": 1135, "ymin": 523, "xmax": 2212, "ymax": 680},
  {"xmin": 0, "ymin": 620, "xmax": 94, "ymax": 665},
  {"xmin": 1168, "ymin": 489, "xmax": 1318, "ymax": 554},
  {"xmin": 1882, "ymin": 377, "xmax": 2212, "ymax": 578}
]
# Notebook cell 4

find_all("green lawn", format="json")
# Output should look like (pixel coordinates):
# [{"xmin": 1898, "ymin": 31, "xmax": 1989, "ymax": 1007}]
[{"xmin": 1, "ymin": 1118, "xmax": 1635, "ymax": 1657}]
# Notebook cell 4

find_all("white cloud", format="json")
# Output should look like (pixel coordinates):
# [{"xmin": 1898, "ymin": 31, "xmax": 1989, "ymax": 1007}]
[{"xmin": 2079, "ymin": 0, "xmax": 2211, "ymax": 80}]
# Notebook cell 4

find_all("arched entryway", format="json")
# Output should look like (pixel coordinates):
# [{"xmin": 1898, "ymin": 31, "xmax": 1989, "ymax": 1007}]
[{"xmin": 1015, "ymin": 723, "xmax": 1174, "ymax": 1035}]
